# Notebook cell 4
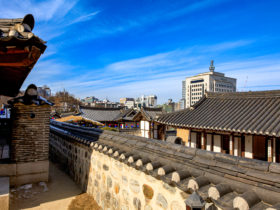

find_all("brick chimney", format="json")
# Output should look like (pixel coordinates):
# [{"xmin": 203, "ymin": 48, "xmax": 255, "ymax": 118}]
[{"xmin": 8, "ymin": 84, "xmax": 53, "ymax": 185}]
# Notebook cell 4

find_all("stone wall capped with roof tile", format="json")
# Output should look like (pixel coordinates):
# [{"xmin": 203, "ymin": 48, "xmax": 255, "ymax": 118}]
[
  {"xmin": 49, "ymin": 132, "xmax": 187, "ymax": 210},
  {"xmin": 49, "ymin": 121, "xmax": 280, "ymax": 210}
]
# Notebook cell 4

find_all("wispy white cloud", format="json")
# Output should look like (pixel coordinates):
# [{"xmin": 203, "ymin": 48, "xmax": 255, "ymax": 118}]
[
  {"xmin": 0, "ymin": 0, "xmax": 77, "ymax": 21},
  {"xmin": 69, "ymin": 0, "xmax": 231, "ymax": 42},
  {"xmin": 0, "ymin": 0, "xmax": 100, "ymax": 42},
  {"xmin": 22, "ymin": 39, "xmax": 279, "ymax": 103},
  {"xmin": 68, "ymin": 11, "xmax": 100, "ymax": 25},
  {"xmin": 200, "ymin": 40, "xmax": 254, "ymax": 53}
]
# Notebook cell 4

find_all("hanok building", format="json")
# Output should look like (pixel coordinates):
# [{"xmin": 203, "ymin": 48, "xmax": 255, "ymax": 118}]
[
  {"xmin": 80, "ymin": 106, "xmax": 122, "ymax": 128},
  {"xmin": 114, "ymin": 108, "xmax": 139, "ymax": 129},
  {"xmin": 157, "ymin": 90, "xmax": 280, "ymax": 163},
  {"xmin": 80, "ymin": 106, "xmax": 139, "ymax": 129},
  {"xmin": 133, "ymin": 107, "xmax": 165, "ymax": 139}
]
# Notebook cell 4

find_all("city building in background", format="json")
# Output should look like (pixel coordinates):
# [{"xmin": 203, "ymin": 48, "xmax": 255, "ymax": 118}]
[
  {"xmin": 81, "ymin": 96, "xmax": 99, "ymax": 104},
  {"xmin": 182, "ymin": 60, "xmax": 237, "ymax": 108},
  {"xmin": 37, "ymin": 85, "xmax": 51, "ymax": 98},
  {"xmin": 135, "ymin": 95, "xmax": 157, "ymax": 108},
  {"xmin": 81, "ymin": 97, "xmax": 120, "ymax": 108},
  {"xmin": 162, "ymin": 99, "xmax": 175, "ymax": 113},
  {"xmin": 120, "ymin": 97, "xmax": 135, "ymax": 108}
]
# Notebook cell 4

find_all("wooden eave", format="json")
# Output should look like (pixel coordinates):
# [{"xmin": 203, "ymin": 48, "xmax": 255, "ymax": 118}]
[{"xmin": 0, "ymin": 45, "xmax": 43, "ymax": 97}]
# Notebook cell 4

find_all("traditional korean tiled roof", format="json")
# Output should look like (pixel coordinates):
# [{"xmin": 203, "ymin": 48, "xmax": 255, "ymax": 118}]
[
  {"xmin": 157, "ymin": 90, "xmax": 280, "ymax": 137},
  {"xmin": 114, "ymin": 108, "xmax": 136, "ymax": 121},
  {"xmin": 80, "ymin": 106, "xmax": 124, "ymax": 122},
  {"xmin": 0, "ymin": 14, "xmax": 47, "ymax": 97},
  {"xmin": 55, "ymin": 115, "xmax": 104, "ymax": 126},
  {"xmin": 0, "ymin": 14, "xmax": 46, "ymax": 51},
  {"xmin": 133, "ymin": 107, "xmax": 164, "ymax": 121}
]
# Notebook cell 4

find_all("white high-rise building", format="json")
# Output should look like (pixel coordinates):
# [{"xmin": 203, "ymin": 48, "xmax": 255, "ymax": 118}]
[{"xmin": 183, "ymin": 60, "xmax": 237, "ymax": 108}]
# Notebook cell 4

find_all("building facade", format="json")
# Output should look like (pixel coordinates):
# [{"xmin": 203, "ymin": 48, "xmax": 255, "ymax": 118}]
[
  {"xmin": 37, "ymin": 86, "xmax": 51, "ymax": 98},
  {"xmin": 120, "ymin": 98, "xmax": 135, "ymax": 108},
  {"xmin": 157, "ymin": 90, "xmax": 280, "ymax": 163},
  {"xmin": 183, "ymin": 60, "xmax": 236, "ymax": 108},
  {"xmin": 132, "ymin": 107, "xmax": 165, "ymax": 139},
  {"xmin": 135, "ymin": 95, "xmax": 157, "ymax": 108}
]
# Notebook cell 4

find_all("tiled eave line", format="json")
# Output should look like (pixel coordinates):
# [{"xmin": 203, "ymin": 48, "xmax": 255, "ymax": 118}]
[
  {"xmin": 49, "ymin": 120, "xmax": 280, "ymax": 207},
  {"xmin": 156, "ymin": 120, "xmax": 280, "ymax": 138}
]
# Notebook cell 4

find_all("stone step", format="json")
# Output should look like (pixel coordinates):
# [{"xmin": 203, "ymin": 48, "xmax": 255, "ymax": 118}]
[{"xmin": 0, "ymin": 177, "xmax": 9, "ymax": 210}]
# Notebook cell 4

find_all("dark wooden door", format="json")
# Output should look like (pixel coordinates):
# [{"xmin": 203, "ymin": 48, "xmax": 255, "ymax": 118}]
[
  {"xmin": 241, "ymin": 135, "xmax": 245, "ymax": 157},
  {"xmin": 221, "ymin": 135, "xmax": 230, "ymax": 154},
  {"xmin": 276, "ymin": 138, "xmax": 280, "ymax": 163},
  {"xmin": 196, "ymin": 132, "xmax": 201, "ymax": 149},
  {"xmin": 253, "ymin": 136, "xmax": 267, "ymax": 161}
]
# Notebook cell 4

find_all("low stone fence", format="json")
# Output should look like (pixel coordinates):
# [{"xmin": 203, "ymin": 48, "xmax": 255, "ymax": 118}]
[
  {"xmin": 49, "ymin": 121, "xmax": 280, "ymax": 210},
  {"xmin": 119, "ymin": 128, "xmax": 141, "ymax": 137}
]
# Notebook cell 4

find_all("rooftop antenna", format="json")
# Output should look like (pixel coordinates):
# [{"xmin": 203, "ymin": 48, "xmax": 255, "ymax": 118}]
[{"xmin": 209, "ymin": 60, "xmax": 215, "ymax": 72}]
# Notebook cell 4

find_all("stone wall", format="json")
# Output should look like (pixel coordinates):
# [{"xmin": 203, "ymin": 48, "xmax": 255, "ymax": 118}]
[
  {"xmin": 50, "ymin": 121, "xmax": 280, "ymax": 210},
  {"xmin": 49, "ymin": 129, "xmax": 187, "ymax": 210},
  {"xmin": 119, "ymin": 128, "xmax": 141, "ymax": 137}
]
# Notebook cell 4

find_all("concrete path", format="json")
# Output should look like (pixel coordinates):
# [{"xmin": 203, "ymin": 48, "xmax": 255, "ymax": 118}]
[{"xmin": 10, "ymin": 162, "xmax": 82, "ymax": 210}]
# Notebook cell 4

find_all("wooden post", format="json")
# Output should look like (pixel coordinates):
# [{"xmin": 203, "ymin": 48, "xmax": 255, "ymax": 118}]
[
  {"xmin": 201, "ymin": 132, "xmax": 206, "ymax": 150},
  {"xmin": 211, "ymin": 133, "xmax": 214, "ymax": 152},
  {"xmin": 229, "ymin": 135, "xmax": 233, "ymax": 155},
  {"xmin": 273, "ymin": 137, "xmax": 276, "ymax": 162},
  {"xmin": 268, "ymin": 139, "xmax": 272, "ymax": 162},
  {"xmin": 188, "ymin": 129, "xmax": 191, "ymax": 147},
  {"xmin": 234, "ymin": 137, "xmax": 238, "ymax": 156},
  {"xmin": 149, "ymin": 122, "xmax": 151, "ymax": 139}
]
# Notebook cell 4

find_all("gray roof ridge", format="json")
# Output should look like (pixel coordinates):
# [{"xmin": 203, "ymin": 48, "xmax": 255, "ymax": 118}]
[
  {"xmin": 206, "ymin": 89, "xmax": 280, "ymax": 99},
  {"xmin": 80, "ymin": 106, "xmax": 123, "ymax": 111}
]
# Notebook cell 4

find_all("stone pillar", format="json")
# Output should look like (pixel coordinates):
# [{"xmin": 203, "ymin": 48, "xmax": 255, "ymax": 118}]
[
  {"xmin": 273, "ymin": 138, "xmax": 276, "ymax": 162},
  {"xmin": 229, "ymin": 135, "xmax": 233, "ymax": 155},
  {"xmin": 268, "ymin": 139, "xmax": 272, "ymax": 162}
]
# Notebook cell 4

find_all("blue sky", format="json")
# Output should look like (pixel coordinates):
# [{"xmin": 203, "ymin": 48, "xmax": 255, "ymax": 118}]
[{"xmin": 1, "ymin": 0, "xmax": 280, "ymax": 103}]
